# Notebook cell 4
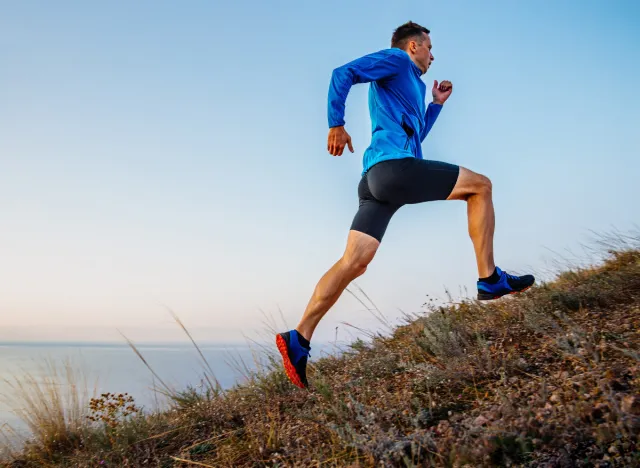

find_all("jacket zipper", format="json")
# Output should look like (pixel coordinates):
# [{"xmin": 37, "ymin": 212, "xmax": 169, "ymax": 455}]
[{"xmin": 401, "ymin": 115, "xmax": 413, "ymax": 152}]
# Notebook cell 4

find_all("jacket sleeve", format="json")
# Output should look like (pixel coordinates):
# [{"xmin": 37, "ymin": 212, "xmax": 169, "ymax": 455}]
[
  {"xmin": 420, "ymin": 102, "xmax": 443, "ymax": 141},
  {"xmin": 327, "ymin": 50, "xmax": 406, "ymax": 128}
]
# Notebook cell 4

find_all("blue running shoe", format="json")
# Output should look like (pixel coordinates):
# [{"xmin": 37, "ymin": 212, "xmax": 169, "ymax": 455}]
[
  {"xmin": 477, "ymin": 266, "xmax": 535, "ymax": 300},
  {"xmin": 276, "ymin": 330, "xmax": 310, "ymax": 388}
]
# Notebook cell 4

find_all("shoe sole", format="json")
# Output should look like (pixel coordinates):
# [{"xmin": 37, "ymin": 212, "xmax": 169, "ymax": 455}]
[
  {"xmin": 275, "ymin": 334, "xmax": 306, "ymax": 389},
  {"xmin": 477, "ymin": 285, "xmax": 532, "ymax": 301}
]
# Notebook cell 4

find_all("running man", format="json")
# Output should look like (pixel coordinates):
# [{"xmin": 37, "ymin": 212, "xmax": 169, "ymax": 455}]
[{"xmin": 276, "ymin": 21, "xmax": 534, "ymax": 388}]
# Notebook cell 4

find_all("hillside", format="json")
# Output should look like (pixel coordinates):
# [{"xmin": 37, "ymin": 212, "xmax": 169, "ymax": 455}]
[{"xmin": 3, "ymin": 243, "xmax": 639, "ymax": 467}]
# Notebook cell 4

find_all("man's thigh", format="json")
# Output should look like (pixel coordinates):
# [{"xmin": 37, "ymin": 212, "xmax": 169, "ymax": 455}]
[
  {"xmin": 368, "ymin": 158, "xmax": 460, "ymax": 205},
  {"xmin": 350, "ymin": 198, "xmax": 401, "ymax": 243},
  {"xmin": 446, "ymin": 166, "xmax": 491, "ymax": 201}
]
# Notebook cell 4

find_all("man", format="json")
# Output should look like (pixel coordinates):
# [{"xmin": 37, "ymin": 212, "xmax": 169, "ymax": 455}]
[{"xmin": 276, "ymin": 21, "xmax": 534, "ymax": 389}]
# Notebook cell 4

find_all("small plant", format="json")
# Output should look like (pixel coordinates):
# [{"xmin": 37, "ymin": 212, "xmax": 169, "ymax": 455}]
[{"xmin": 87, "ymin": 392, "xmax": 139, "ymax": 444}]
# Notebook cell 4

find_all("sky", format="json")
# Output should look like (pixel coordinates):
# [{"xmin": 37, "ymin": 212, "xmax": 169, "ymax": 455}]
[{"xmin": 1, "ymin": 0, "xmax": 638, "ymax": 345}]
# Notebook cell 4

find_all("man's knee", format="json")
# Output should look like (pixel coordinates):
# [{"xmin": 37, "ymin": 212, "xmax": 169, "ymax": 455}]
[
  {"xmin": 464, "ymin": 170, "xmax": 492, "ymax": 198},
  {"xmin": 352, "ymin": 264, "xmax": 368, "ymax": 278},
  {"xmin": 342, "ymin": 246, "xmax": 376, "ymax": 278},
  {"xmin": 343, "ymin": 252, "xmax": 372, "ymax": 277},
  {"xmin": 477, "ymin": 174, "xmax": 492, "ymax": 195},
  {"xmin": 447, "ymin": 167, "xmax": 493, "ymax": 201},
  {"xmin": 340, "ymin": 230, "xmax": 379, "ymax": 277}
]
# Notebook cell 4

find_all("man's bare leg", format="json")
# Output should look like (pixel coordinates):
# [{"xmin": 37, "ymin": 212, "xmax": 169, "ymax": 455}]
[
  {"xmin": 275, "ymin": 230, "xmax": 379, "ymax": 388},
  {"xmin": 446, "ymin": 167, "xmax": 496, "ymax": 278},
  {"xmin": 296, "ymin": 230, "xmax": 379, "ymax": 341},
  {"xmin": 445, "ymin": 166, "xmax": 534, "ymax": 301}
]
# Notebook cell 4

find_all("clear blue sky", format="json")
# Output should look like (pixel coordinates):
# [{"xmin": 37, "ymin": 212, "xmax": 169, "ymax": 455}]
[{"xmin": 1, "ymin": 0, "xmax": 638, "ymax": 344}]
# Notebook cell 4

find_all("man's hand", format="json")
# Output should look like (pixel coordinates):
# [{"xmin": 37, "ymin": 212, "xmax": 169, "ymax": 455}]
[
  {"xmin": 327, "ymin": 126, "xmax": 354, "ymax": 156},
  {"xmin": 432, "ymin": 80, "xmax": 453, "ymax": 105}
]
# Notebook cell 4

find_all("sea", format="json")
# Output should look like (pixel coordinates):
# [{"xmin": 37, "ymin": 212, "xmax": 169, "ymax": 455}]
[{"xmin": 0, "ymin": 340, "xmax": 335, "ymax": 448}]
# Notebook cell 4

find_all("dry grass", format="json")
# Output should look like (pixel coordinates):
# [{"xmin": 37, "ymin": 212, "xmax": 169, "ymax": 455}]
[
  {"xmin": 0, "ymin": 358, "xmax": 96, "ymax": 462},
  {"xmin": 2, "ymin": 230, "xmax": 640, "ymax": 467}
]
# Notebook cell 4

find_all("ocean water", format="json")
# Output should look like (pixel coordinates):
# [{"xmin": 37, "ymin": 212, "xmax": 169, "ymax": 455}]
[
  {"xmin": 0, "ymin": 339, "xmax": 338, "ymax": 445},
  {"xmin": 0, "ymin": 341, "xmax": 283, "ymax": 440}
]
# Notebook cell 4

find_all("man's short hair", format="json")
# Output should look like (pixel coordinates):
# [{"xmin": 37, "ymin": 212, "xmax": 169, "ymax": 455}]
[{"xmin": 391, "ymin": 21, "xmax": 430, "ymax": 50}]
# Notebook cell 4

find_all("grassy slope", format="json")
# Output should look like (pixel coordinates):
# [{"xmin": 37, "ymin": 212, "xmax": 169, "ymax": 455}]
[{"xmin": 4, "ymin": 247, "xmax": 640, "ymax": 467}]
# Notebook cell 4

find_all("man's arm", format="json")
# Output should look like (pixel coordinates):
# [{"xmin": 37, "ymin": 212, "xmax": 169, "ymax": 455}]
[
  {"xmin": 327, "ymin": 49, "xmax": 405, "ymax": 128},
  {"xmin": 420, "ymin": 102, "xmax": 443, "ymax": 142},
  {"xmin": 420, "ymin": 80, "xmax": 453, "ymax": 141}
]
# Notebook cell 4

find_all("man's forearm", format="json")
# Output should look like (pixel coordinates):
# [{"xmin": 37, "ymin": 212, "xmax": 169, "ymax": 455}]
[{"xmin": 421, "ymin": 102, "xmax": 443, "ymax": 141}]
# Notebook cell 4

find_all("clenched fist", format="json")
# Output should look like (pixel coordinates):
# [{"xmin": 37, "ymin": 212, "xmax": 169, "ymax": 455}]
[
  {"xmin": 327, "ymin": 126, "xmax": 354, "ymax": 156},
  {"xmin": 432, "ymin": 80, "xmax": 453, "ymax": 105}
]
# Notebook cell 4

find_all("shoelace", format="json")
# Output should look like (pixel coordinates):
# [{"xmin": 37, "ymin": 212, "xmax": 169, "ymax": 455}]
[{"xmin": 504, "ymin": 271, "xmax": 520, "ymax": 281}]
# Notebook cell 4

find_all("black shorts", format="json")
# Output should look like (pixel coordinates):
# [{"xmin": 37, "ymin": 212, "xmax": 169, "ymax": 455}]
[{"xmin": 350, "ymin": 157, "xmax": 460, "ymax": 242}]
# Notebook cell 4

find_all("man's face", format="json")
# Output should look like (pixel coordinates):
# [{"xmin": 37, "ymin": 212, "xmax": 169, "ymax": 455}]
[{"xmin": 408, "ymin": 32, "xmax": 434, "ymax": 74}]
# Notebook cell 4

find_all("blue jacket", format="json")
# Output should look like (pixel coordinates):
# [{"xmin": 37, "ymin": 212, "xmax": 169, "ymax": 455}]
[{"xmin": 327, "ymin": 48, "xmax": 442, "ymax": 174}]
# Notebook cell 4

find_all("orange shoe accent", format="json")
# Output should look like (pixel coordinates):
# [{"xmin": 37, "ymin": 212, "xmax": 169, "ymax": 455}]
[
  {"xmin": 489, "ymin": 285, "xmax": 532, "ymax": 300},
  {"xmin": 509, "ymin": 286, "xmax": 532, "ymax": 296},
  {"xmin": 276, "ymin": 334, "xmax": 306, "ymax": 388}
]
